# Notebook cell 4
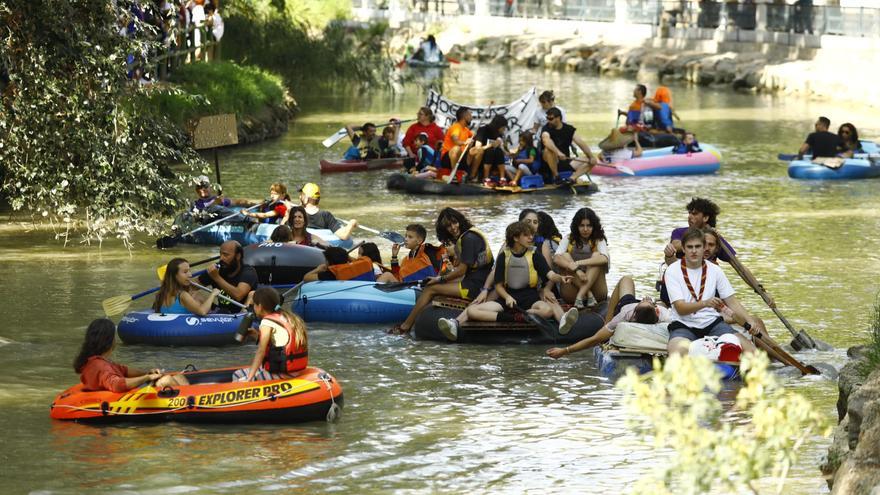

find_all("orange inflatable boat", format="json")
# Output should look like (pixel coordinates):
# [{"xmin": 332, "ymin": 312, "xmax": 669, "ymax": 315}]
[{"xmin": 50, "ymin": 366, "xmax": 343, "ymax": 424}]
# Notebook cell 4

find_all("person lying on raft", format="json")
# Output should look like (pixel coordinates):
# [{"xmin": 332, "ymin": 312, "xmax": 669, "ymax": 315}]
[
  {"xmin": 553, "ymin": 208, "xmax": 610, "ymax": 309},
  {"xmin": 75, "ymin": 318, "xmax": 188, "ymax": 392},
  {"xmin": 241, "ymin": 182, "xmax": 289, "ymax": 224},
  {"xmin": 390, "ymin": 223, "xmax": 447, "ymax": 283},
  {"xmin": 661, "ymin": 197, "xmax": 771, "ymax": 306},
  {"xmin": 283, "ymin": 206, "xmax": 328, "ymax": 248},
  {"xmin": 540, "ymin": 107, "xmax": 598, "ymax": 184},
  {"xmin": 303, "ymin": 246, "xmax": 378, "ymax": 282},
  {"xmin": 198, "ymin": 240, "xmax": 259, "ymax": 313},
  {"xmin": 665, "ymin": 228, "xmax": 764, "ymax": 356},
  {"xmin": 359, "ymin": 242, "xmax": 398, "ymax": 283},
  {"xmin": 546, "ymin": 275, "xmax": 673, "ymax": 358},
  {"xmin": 404, "ymin": 132, "xmax": 439, "ymax": 179},
  {"xmin": 233, "ymin": 288, "xmax": 308, "ymax": 382},
  {"xmin": 437, "ymin": 221, "xmax": 579, "ymax": 341},
  {"xmin": 390, "ymin": 208, "xmax": 494, "ymax": 335},
  {"xmin": 298, "ymin": 182, "xmax": 357, "ymax": 241},
  {"xmin": 597, "ymin": 128, "xmax": 643, "ymax": 163},
  {"xmin": 153, "ymin": 258, "xmax": 222, "ymax": 315},
  {"xmin": 344, "ymin": 121, "xmax": 381, "ymax": 160}
]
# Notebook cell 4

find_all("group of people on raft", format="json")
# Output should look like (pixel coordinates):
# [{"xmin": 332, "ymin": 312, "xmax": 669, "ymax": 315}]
[
  {"xmin": 797, "ymin": 116, "xmax": 866, "ymax": 160},
  {"xmin": 341, "ymin": 86, "xmax": 702, "ymax": 188}
]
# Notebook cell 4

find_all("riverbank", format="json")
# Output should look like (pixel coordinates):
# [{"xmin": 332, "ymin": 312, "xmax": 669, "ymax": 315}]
[
  {"xmin": 385, "ymin": 17, "xmax": 880, "ymax": 108},
  {"xmin": 141, "ymin": 61, "xmax": 299, "ymax": 146}
]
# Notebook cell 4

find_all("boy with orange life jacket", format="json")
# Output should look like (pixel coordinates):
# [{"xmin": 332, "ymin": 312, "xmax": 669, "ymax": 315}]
[
  {"xmin": 390, "ymin": 224, "xmax": 447, "ymax": 283},
  {"xmin": 234, "ymin": 288, "xmax": 308, "ymax": 382},
  {"xmin": 303, "ymin": 246, "xmax": 376, "ymax": 282}
]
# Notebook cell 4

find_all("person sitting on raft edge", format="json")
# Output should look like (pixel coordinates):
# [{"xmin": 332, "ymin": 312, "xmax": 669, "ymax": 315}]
[
  {"xmin": 233, "ymin": 287, "xmax": 308, "ymax": 382},
  {"xmin": 540, "ymin": 107, "xmax": 598, "ymax": 185},
  {"xmin": 153, "ymin": 258, "xmax": 221, "ymax": 315},
  {"xmin": 75, "ymin": 318, "xmax": 189, "ymax": 392},
  {"xmin": 390, "ymin": 223, "xmax": 447, "ymax": 283},
  {"xmin": 344, "ymin": 121, "xmax": 381, "ymax": 160},
  {"xmin": 198, "ymin": 240, "xmax": 259, "ymax": 314},
  {"xmin": 298, "ymin": 182, "xmax": 357, "ymax": 241},
  {"xmin": 303, "ymin": 246, "xmax": 377, "ymax": 282},
  {"xmin": 437, "ymin": 220, "xmax": 579, "ymax": 342},
  {"xmin": 389, "ymin": 207, "xmax": 494, "ymax": 335}
]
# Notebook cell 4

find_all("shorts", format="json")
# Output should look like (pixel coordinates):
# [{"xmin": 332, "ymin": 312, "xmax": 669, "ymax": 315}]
[
  {"xmin": 440, "ymin": 152, "xmax": 451, "ymax": 168},
  {"xmin": 614, "ymin": 293, "xmax": 638, "ymax": 316},
  {"xmin": 557, "ymin": 159, "xmax": 573, "ymax": 172},
  {"xmin": 668, "ymin": 318, "xmax": 736, "ymax": 341},
  {"xmin": 506, "ymin": 287, "xmax": 541, "ymax": 310},
  {"xmin": 459, "ymin": 269, "xmax": 491, "ymax": 300}
]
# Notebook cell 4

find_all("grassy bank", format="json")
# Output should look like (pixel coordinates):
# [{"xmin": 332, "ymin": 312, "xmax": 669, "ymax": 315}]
[
  {"xmin": 138, "ymin": 62, "xmax": 288, "ymax": 126},
  {"xmin": 860, "ymin": 293, "xmax": 880, "ymax": 377}
]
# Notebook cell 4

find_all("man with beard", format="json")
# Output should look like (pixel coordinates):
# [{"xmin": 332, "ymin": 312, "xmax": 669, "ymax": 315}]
[{"xmin": 197, "ymin": 240, "xmax": 259, "ymax": 313}]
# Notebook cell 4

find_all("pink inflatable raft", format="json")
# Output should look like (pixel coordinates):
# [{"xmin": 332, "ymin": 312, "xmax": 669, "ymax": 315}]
[{"xmin": 591, "ymin": 144, "xmax": 722, "ymax": 177}]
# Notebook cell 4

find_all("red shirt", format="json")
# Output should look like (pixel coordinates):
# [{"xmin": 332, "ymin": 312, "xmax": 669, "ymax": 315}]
[
  {"xmin": 402, "ymin": 122, "xmax": 445, "ymax": 154},
  {"xmin": 80, "ymin": 356, "xmax": 130, "ymax": 392}
]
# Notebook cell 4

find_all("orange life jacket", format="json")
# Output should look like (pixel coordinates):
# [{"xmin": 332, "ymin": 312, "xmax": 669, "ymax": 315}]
[
  {"xmin": 399, "ymin": 243, "xmax": 447, "ymax": 282},
  {"xmin": 260, "ymin": 313, "xmax": 308, "ymax": 374},
  {"xmin": 328, "ymin": 256, "xmax": 376, "ymax": 282}
]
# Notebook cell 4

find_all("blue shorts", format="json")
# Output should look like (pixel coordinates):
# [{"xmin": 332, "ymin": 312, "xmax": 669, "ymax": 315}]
[
  {"xmin": 614, "ymin": 293, "xmax": 638, "ymax": 316},
  {"xmin": 668, "ymin": 317, "xmax": 736, "ymax": 341}
]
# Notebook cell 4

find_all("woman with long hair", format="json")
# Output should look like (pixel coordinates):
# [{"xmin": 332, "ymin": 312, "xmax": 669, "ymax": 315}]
[
  {"xmin": 359, "ymin": 242, "xmax": 398, "ymax": 283},
  {"xmin": 285, "ymin": 205, "xmax": 326, "ymax": 247},
  {"xmin": 552, "ymin": 208, "xmax": 610, "ymax": 309},
  {"xmin": 838, "ymin": 122, "xmax": 862, "ymax": 157},
  {"xmin": 74, "ymin": 318, "xmax": 188, "ymax": 391},
  {"xmin": 233, "ymin": 288, "xmax": 309, "ymax": 382},
  {"xmin": 152, "ymin": 258, "xmax": 220, "ymax": 315},
  {"xmin": 402, "ymin": 106, "xmax": 445, "ymax": 157}
]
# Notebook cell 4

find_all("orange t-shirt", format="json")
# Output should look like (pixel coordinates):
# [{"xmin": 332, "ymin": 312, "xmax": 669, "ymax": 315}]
[{"xmin": 441, "ymin": 122, "xmax": 473, "ymax": 156}]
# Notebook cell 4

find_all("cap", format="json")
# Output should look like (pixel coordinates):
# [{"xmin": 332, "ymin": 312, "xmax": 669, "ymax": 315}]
[
  {"xmin": 299, "ymin": 182, "xmax": 320, "ymax": 199},
  {"xmin": 194, "ymin": 175, "xmax": 211, "ymax": 188}
]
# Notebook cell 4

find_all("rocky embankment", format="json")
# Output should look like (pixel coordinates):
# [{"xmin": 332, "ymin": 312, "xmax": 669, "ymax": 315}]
[
  {"xmin": 444, "ymin": 35, "xmax": 864, "ymax": 103},
  {"xmin": 821, "ymin": 346, "xmax": 880, "ymax": 493},
  {"xmin": 236, "ymin": 96, "xmax": 299, "ymax": 146}
]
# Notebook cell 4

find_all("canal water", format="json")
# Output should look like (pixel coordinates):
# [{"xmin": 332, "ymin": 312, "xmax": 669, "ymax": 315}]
[{"xmin": 2, "ymin": 62, "xmax": 879, "ymax": 493}]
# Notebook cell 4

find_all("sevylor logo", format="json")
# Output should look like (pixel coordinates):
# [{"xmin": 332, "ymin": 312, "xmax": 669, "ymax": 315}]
[
  {"xmin": 186, "ymin": 317, "xmax": 201, "ymax": 326},
  {"xmin": 120, "ymin": 316, "xmax": 137, "ymax": 323},
  {"xmin": 186, "ymin": 317, "xmax": 236, "ymax": 326}
]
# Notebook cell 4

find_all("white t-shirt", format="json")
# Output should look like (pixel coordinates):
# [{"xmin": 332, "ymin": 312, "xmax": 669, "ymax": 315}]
[
  {"xmin": 605, "ymin": 148, "xmax": 633, "ymax": 164},
  {"xmin": 608, "ymin": 302, "xmax": 673, "ymax": 332},
  {"xmin": 554, "ymin": 237, "xmax": 610, "ymax": 272},
  {"xmin": 664, "ymin": 261, "xmax": 734, "ymax": 329}
]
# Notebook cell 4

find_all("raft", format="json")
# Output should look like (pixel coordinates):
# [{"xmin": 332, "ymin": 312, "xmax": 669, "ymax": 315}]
[
  {"xmin": 787, "ymin": 140, "xmax": 880, "ymax": 180},
  {"xmin": 117, "ymin": 310, "xmax": 248, "ymax": 346},
  {"xmin": 50, "ymin": 366, "xmax": 343, "ymax": 424},
  {"xmin": 593, "ymin": 322, "xmax": 741, "ymax": 380},
  {"xmin": 244, "ymin": 242, "xmax": 326, "ymax": 285},
  {"xmin": 405, "ymin": 58, "xmax": 450, "ymax": 68},
  {"xmin": 319, "ymin": 158, "xmax": 404, "ymax": 174},
  {"xmin": 591, "ymin": 144, "xmax": 722, "ymax": 176},
  {"xmin": 174, "ymin": 215, "xmax": 352, "ymax": 249},
  {"xmin": 410, "ymin": 298, "xmax": 606, "ymax": 344},
  {"xmin": 290, "ymin": 281, "xmax": 418, "ymax": 324},
  {"xmin": 386, "ymin": 173, "xmax": 599, "ymax": 196}
]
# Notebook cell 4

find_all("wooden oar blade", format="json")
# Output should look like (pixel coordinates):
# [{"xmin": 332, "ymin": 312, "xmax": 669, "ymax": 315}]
[{"xmin": 102, "ymin": 295, "xmax": 133, "ymax": 317}]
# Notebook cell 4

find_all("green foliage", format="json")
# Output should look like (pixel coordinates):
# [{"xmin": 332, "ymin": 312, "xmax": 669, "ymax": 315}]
[
  {"xmin": 137, "ymin": 61, "xmax": 286, "ymax": 126},
  {"xmin": 617, "ymin": 354, "xmax": 831, "ymax": 495},
  {"xmin": 0, "ymin": 0, "xmax": 204, "ymax": 243},
  {"xmin": 221, "ymin": 0, "xmax": 392, "ymax": 89},
  {"xmin": 858, "ymin": 292, "xmax": 880, "ymax": 377}
]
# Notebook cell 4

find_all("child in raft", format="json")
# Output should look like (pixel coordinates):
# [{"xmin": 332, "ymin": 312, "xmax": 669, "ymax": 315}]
[
  {"xmin": 75, "ymin": 318, "xmax": 189, "ymax": 392},
  {"xmin": 553, "ymin": 207, "xmax": 610, "ymax": 309},
  {"xmin": 359, "ymin": 242, "xmax": 398, "ymax": 283},
  {"xmin": 405, "ymin": 132, "xmax": 438, "ymax": 179},
  {"xmin": 673, "ymin": 132, "xmax": 701, "ymax": 154},
  {"xmin": 241, "ymin": 183, "xmax": 289, "ymax": 224},
  {"xmin": 303, "ymin": 246, "xmax": 377, "ymax": 282},
  {"xmin": 506, "ymin": 131, "xmax": 539, "ymax": 186},
  {"xmin": 233, "ymin": 287, "xmax": 308, "ymax": 382},
  {"xmin": 390, "ymin": 223, "xmax": 447, "ymax": 283},
  {"xmin": 437, "ymin": 221, "xmax": 580, "ymax": 341},
  {"xmin": 152, "ymin": 258, "xmax": 221, "ymax": 315},
  {"xmin": 379, "ymin": 120, "xmax": 405, "ymax": 158}
]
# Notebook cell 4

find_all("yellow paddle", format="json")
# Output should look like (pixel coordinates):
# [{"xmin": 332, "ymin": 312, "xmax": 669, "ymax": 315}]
[{"xmin": 156, "ymin": 255, "xmax": 220, "ymax": 281}]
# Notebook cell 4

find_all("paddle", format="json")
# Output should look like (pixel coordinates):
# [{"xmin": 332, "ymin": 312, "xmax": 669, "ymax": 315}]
[
  {"xmin": 156, "ymin": 202, "xmax": 264, "ymax": 249},
  {"xmin": 190, "ymin": 281, "xmax": 247, "ymax": 310},
  {"xmin": 573, "ymin": 156, "xmax": 635, "ymax": 176},
  {"xmin": 716, "ymin": 234, "xmax": 830, "ymax": 351},
  {"xmin": 746, "ymin": 323, "xmax": 821, "ymax": 376},
  {"xmin": 446, "ymin": 56, "xmax": 460, "ymax": 64},
  {"xmin": 778, "ymin": 153, "xmax": 798, "ymax": 161},
  {"xmin": 102, "ymin": 267, "xmax": 210, "ymax": 316},
  {"xmin": 514, "ymin": 305, "xmax": 559, "ymax": 343},
  {"xmin": 322, "ymin": 119, "xmax": 415, "ymax": 148},
  {"xmin": 375, "ymin": 279, "xmax": 425, "ymax": 292},
  {"xmin": 446, "ymin": 139, "xmax": 474, "ymax": 184},
  {"xmin": 156, "ymin": 256, "xmax": 219, "ymax": 281},
  {"xmin": 346, "ymin": 221, "xmax": 405, "ymax": 244}
]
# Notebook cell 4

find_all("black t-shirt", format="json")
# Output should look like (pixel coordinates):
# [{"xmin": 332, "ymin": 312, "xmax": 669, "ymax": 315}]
[
  {"xmin": 474, "ymin": 125, "xmax": 502, "ymax": 145},
  {"xmin": 541, "ymin": 123, "xmax": 576, "ymax": 155},
  {"xmin": 307, "ymin": 210, "xmax": 344, "ymax": 232},
  {"xmin": 317, "ymin": 271, "xmax": 337, "ymax": 281},
  {"xmin": 198, "ymin": 264, "xmax": 259, "ymax": 313},
  {"xmin": 493, "ymin": 249, "xmax": 551, "ymax": 286},
  {"xmin": 458, "ymin": 231, "xmax": 489, "ymax": 270},
  {"xmin": 805, "ymin": 131, "xmax": 843, "ymax": 158}
]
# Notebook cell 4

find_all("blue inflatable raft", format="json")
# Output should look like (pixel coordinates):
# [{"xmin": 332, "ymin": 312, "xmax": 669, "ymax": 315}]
[
  {"xmin": 291, "ymin": 281, "xmax": 417, "ymax": 324},
  {"xmin": 788, "ymin": 141, "xmax": 880, "ymax": 180},
  {"xmin": 592, "ymin": 345, "xmax": 740, "ymax": 381},
  {"xmin": 185, "ymin": 222, "xmax": 352, "ymax": 249},
  {"xmin": 117, "ymin": 311, "xmax": 248, "ymax": 346}
]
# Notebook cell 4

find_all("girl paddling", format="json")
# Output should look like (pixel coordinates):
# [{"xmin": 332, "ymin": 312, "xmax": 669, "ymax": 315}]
[{"xmin": 152, "ymin": 258, "xmax": 221, "ymax": 315}]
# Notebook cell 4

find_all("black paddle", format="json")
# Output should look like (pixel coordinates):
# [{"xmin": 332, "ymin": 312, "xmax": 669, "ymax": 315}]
[
  {"xmin": 514, "ymin": 305, "xmax": 559, "ymax": 343},
  {"xmin": 375, "ymin": 279, "xmax": 425, "ymax": 292}
]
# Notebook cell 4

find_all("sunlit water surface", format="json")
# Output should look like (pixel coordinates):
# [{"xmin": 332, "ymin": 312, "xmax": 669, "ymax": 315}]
[{"xmin": 2, "ymin": 62, "xmax": 879, "ymax": 494}]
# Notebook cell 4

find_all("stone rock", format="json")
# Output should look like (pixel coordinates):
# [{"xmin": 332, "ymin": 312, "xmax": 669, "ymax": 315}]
[
  {"xmin": 838, "ymin": 359, "xmax": 867, "ymax": 422},
  {"xmin": 829, "ymin": 365, "xmax": 880, "ymax": 494}
]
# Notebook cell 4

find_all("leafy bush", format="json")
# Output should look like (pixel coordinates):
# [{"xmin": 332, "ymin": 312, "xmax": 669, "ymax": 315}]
[
  {"xmin": 137, "ymin": 61, "xmax": 286, "ymax": 126},
  {"xmin": 0, "ymin": 0, "xmax": 204, "ymax": 243},
  {"xmin": 859, "ymin": 292, "xmax": 880, "ymax": 377},
  {"xmin": 617, "ymin": 353, "xmax": 831, "ymax": 494}
]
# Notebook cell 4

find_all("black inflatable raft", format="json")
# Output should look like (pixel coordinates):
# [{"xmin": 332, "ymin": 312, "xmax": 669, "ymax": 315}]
[
  {"xmin": 386, "ymin": 173, "xmax": 599, "ymax": 197},
  {"xmin": 243, "ymin": 242, "xmax": 325, "ymax": 285}
]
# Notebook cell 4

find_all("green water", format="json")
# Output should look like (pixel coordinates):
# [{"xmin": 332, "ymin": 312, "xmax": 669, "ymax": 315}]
[{"xmin": 2, "ymin": 62, "xmax": 879, "ymax": 493}]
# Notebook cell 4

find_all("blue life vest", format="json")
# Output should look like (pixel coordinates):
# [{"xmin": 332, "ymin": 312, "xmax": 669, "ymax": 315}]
[{"xmin": 653, "ymin": 103, "xmax": 673, "ymax": 130}]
